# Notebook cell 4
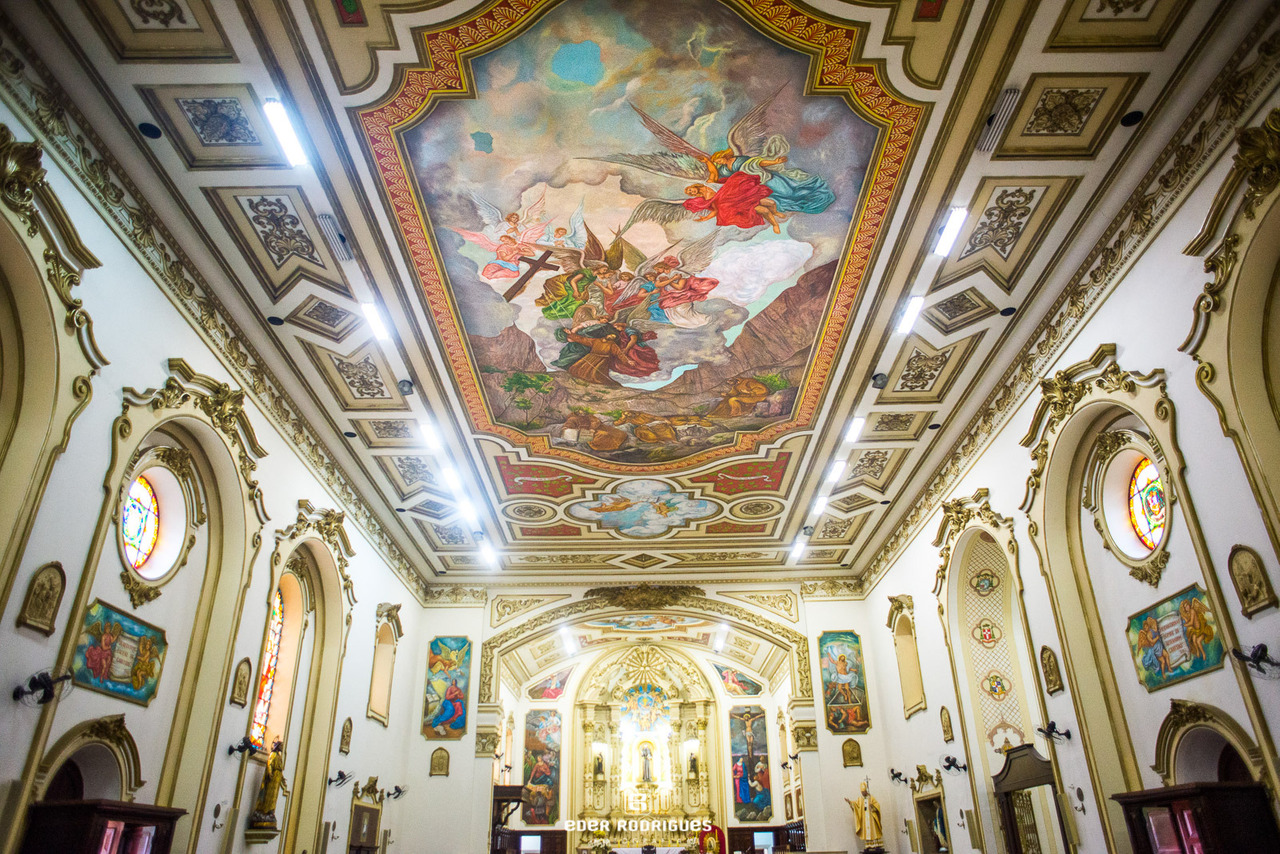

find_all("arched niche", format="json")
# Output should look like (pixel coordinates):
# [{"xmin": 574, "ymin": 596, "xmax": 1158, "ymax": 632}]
[
  {"xmin": 366, "ymin": 604, "xmax": 403, "ymax": 726},
  {"xmin": 0, "ymin": 361, "xmax": 269, "ymax": 853},
  {"xmin": 1019, "ymin": 344, "xmax": 1276, "ymax": 849},
  {"xmin": 251, "ymin": 503, "xmax": 355, "ymax": 854},
  {"xmin": 934, "ymin": 491, "xmax": 1053, "ymax": 854},
  {"xmin": 1152, "ymin": 699, "xmax": 1264, "ymax": 787},
  {"xmin": 33, "ymin": 715, "xmax": 143, "ymax": 803},
  {"xmin": 1183, "ymin": 106, "xmax": 1280, "ymax": 564},
  {"xmin": 886, "ymin": 595, "xmax": 926, "ymax": 719},
  {"xmin": 0, "ymin": 125, "xmax": 106, "ymax": 615}
]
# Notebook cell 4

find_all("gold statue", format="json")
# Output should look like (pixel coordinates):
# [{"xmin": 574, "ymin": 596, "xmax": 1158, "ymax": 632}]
[
  {"xmin": 845, "ymin": 781, "xmax": 884, "ymax": 848},
  {"xmin": 248, "ymin": 738, "xmax": 290, "ymax": 829}
]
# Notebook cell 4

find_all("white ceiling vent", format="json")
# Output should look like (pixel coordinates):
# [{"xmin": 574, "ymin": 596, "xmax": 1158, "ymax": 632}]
[
  {"xmin": 976, "ymin": 87, "xmax": 1020, "ymax": 152},
  {"xmin": 318, "ymin": 213, "xmax": 354, "ymax": 261}
]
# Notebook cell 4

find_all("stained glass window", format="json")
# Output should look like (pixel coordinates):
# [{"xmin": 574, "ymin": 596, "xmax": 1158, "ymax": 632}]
[
  {"xmin": 250, "ymin": 589, "xmax": 284, "ymax": 749},
  {"xmin": 1128, "ymin": 457, "xmax": 1166, "ymax": 550},
  {"xmin": 121, "ymin": 476, "xmax": 160, "ymax": 569}
]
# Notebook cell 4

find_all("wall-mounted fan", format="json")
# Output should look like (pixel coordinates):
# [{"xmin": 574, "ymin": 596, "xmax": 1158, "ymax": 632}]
[{"xmin": 12, "ymin": 670, "xmax": 73, "ymax": 706}]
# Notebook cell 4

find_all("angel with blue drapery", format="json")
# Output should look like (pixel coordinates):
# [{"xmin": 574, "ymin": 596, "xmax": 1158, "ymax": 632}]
[{"xmin": 595, "ymin": 86, "xmax": 835, "ymax": 235}]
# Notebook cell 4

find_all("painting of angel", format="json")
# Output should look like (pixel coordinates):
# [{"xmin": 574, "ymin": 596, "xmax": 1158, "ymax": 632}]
[
  {"xmin": 400, "ymin": 0, "xmax": 881, "ymax": 465},
  {"xmin": 448, "ymin": 190, "xmax": 550, "ymax": 281},
  {"xmin": 72, "ymin": 599, "xmax": 168, "ymax": 706}
]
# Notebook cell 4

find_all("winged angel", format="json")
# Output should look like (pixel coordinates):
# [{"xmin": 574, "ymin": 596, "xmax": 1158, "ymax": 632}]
[
  {"xmin": 596, "ymin": 88, "xmax": 835, "ymax": 236},
  {"xmin": 448, "ymin": 190, "xmax": 550, "ymax": 280}
]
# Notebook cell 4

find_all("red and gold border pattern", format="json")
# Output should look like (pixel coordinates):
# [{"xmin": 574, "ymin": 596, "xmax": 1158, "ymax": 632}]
[{"xmin": 357, "ymin": 0, "xmax": 923, "ymax": 475}]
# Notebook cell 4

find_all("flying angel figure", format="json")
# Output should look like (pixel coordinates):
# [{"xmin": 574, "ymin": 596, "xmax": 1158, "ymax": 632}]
[
  {"xmin": 595, "ymin": 87, "xmax": 835, "ymax": 234},
  {"xmin": 449, "ymin": 189, "xmax": 550, "ymax": 281},
  {"xmin": 612, "ymin": 229, "xmax": 727, "ymax": 329},
  {"xmin": 548, "ymin": 200, "xmax": 586, "ymax": 249}
]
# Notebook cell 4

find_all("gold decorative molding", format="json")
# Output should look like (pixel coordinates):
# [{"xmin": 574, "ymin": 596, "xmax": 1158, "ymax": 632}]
[
  {"xmin": 799, "ymin": 578, "xmax": 864, "ymax": 599},
  {"xmin": 1081, "ymin": 428, "xmax": 1175, "ymax": 587},
  {"xmin": 930, "ymin": 488, "xmax": 1012, "ymax": 597},
  {"xmin": 867, "ymin": 16, "xmax": 1280, "ymax": 591},
  {"xmin": 118, "ymin": 571, "xmax": 161, "ymax": 608},
  {"xmin": 1152, "ymin": 699, "xmax": 1264, "ymax": 786},
  {"xmin": 792, "ymin": 723, "xmax": 818, "ymax": 751},
  {"xmin": 15, "ymin": 561, "xmax": 63, "ymax": 636},
  {"xmin": 375, "ymin": 602, "xmax": 403, "ymax": 639},
  {"xmin": 475, "ymin": 729, "xmax": 500, "ymax": 757},
  {"xmin": 1228, "ymin": 545, "xmax": 1278, "ymax": 617},
  {"xmin": 718, "ymin": 589, "xmax": 799, "ymax": 623},
  {"xmin": 490, "ymin": 594, "xmax": 569, "ymax": 626},
  {"xmin": 0, "ymin": 26, "xmax": 429, "ymax": 602},
  {"xmin": 279, "ymin": 500, "xmax": 358, "ymax": 606},
  {"xmin": 582, "ymin": 584, "xmax": 705, "ymax": 610},
  {"xmin": 422, "ymin": 585, "xmax": 487, "ymax": 607},
  {"xmin": 909, "ymin": 765, "xmax": 942, "ymax": 793},
  {"xmin": 885, "ymin": 594, "xmax": 914, "ymax": 629}
]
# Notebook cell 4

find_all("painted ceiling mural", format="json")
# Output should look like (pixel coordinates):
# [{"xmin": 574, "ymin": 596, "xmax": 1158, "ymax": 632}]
[{"xmin": 359, "ymin": 0, "xmax": 920, "ymax": 489}]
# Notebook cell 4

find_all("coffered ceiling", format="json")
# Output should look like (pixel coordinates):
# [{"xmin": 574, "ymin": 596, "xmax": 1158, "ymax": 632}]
[{"xmin": 6, "ymin": 0, "xmax": 1251, "ymax": 594}]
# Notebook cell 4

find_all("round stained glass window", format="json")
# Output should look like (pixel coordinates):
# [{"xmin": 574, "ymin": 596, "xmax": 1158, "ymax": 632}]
[
  {"xmin": 121, "ymin": 476, "xmax": 160, "ymax": 568},
  {"xmin": 1127, "ymin": 457, "xmax": 1166, "ymax": 550}
]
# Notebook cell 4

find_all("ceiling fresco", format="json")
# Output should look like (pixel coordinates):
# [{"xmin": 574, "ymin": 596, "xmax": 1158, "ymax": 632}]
[
  {"xmin": 17, "ymin": 0, "xmax": 1230, "ymax": 589},
  {"xmin": 360, "ymin": 0, "xmax": 917, "ymax": 471}
]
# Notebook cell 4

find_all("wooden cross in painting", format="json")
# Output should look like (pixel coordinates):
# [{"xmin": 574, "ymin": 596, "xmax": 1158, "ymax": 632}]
[{"xmin": 502, "ymin": 251, "xmax": 559, "ymax": 301}]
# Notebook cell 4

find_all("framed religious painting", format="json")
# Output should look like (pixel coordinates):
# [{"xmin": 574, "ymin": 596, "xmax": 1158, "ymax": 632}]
[
  {"xmin": 421, "ymin": 636, "xmax": 471, "ymax": 739},
  {"xmin": 819, "ymin": 630, "xmax": 871, "ymax": 733},
  {"xmin": 71, "ymin": 599, "xmax": 168, "ymax": 706},
  {"xmin": 1125, "ymin": 584, "xmax": 1225, "ymax": 692}
]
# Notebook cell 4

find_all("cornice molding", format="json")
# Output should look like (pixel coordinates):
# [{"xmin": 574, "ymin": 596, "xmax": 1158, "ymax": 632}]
[
  {"xmin": 0, "ymin": 19, "xmax": 429, "ymax": 604},
  {"xmin": 866, "ymin": 13, "xmax": 1280, "ymax": 590}
]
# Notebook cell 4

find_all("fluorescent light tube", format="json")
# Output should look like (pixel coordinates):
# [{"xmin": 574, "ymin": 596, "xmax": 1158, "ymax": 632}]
[
  {"xmin": 897, "ymin": 296, "xmax": 924, "ymax": 334},
  {"xmin": 826, "ymin": 460, "xmax": 845, "ymax": 483},
  {"xmin": 933, "ymin": 207, "xmax": 967, "ymax": 256},
  {"xmin": 263, "ymin": 99, "xmax": 308, "ymax": 167},
  {"xmin": 790, "ymin": 540, "xmax": 806, "ymax": 561},
  {"xmin": 479, "ymin": 541, "xmax": 499, "ymax": 568},
  {"xmin": 438, "ymin": 465, "xmax": 462, "ymax": 492},
  {"xmin": 361, "ymin": 303, "xmax": 390, "ymax": 341},
  {"xmin": 417, "ymin": 418, "xmax": 442, "ymax": 452},
  {"xmin": 812, "ymin": 495, "xmax": 827, "ymax": 515},
  {"xmin": 845, "ymin": 416, "xmax": 865, "ymax": 442},
  {"xmin": 457, "ymin": 498, "xmax": 478, "ymax": 526}
]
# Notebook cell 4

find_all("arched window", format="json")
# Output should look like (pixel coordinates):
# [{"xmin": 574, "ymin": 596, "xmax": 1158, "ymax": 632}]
[
  {"xmin": 121, "ymin": 476, "xmax": 160, "ymax": 569},
  {"xmin": 249, "ymin": 569, "xmax": 307, "ymax": 750},
  {"xmin": 250, "ymin": 588, "xmax": 284, "ymax": 749},
  {"xmin": 1127, "ymin": 456, "xmax": 1166, "ymax": 550},
  {"xmin": 366, "ymin": 621, "xmax": 398, "ymax": 725}
]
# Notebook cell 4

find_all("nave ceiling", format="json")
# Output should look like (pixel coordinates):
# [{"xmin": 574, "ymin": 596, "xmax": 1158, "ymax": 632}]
[{"xmin": 3, "ymin": 0, "xmax": 1247, "ymax": 592}]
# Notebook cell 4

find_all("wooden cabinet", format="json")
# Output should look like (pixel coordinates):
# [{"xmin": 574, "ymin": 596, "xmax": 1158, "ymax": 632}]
[
  {"xmin": 20, "ymin": 799, "xmax": 186, "ymax": 854},
  {"xmin": 1112, "ymin": 781, "xmax": 1280, "ymax": 853}
]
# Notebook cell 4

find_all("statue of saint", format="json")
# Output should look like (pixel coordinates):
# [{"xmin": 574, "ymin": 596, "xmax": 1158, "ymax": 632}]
[
  {"xmin": 640, "ymin": 744, "xmax": 653, "ymax": 782},
  {"xmin": 248, "ymin": 738, "xmax": 290, "ymax": 830},
  {"xmin": 845, "ymin": 781, "xmax": 883, "ymax": 847}
]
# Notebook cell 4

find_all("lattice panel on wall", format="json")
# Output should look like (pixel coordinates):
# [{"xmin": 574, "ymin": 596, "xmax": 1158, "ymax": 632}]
[{"xmin": 963, "ymin": 536, "xmax": 1026, "ymax": 751}]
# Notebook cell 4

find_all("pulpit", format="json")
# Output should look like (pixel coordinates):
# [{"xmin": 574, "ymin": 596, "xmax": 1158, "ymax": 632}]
[{"xmin": 20, "ymin": 799, "xmax": 187, "ymax": 854}]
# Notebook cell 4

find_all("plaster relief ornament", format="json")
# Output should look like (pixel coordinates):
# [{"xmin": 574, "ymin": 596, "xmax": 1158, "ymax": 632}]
[
  {"xmin": 17, "ymin": 562, "xmax": 64, "ymax": 636},
  {"xmin": 1040, "ymin": 646, "xmax": 1065, "ymax": 695},
  {"xmin": 229, "ymin": 657, "xmax": 251, "ymax": 707},
  {"xmin": 340, "ymin": 717, "xmax": 352, "ymax": 754},
  {"xmin": 940, "ymin": 706, "xmax": 954, "ymax": 743},
  {"xmin": 567, "ymin": 480, "xmax": 718, "ymax": 537},
  {"xmin": 1228, "ymin": 545, "xmax": 1278, "ymax": 617}
]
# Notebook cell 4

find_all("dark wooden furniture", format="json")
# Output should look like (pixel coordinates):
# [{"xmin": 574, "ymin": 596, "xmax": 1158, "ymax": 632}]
[
  {"xmin": 729, "ymin": 824, "xmax": 794, "ymax": 852},
  {"xmin": 20, "ymin": 799, "xmax": 186, "ymax": 854},
  {"xmin": 992, "ymin": 744, "xmax": 1069, "ymax": 854},
  {"xmin": 492, "ymin": 784, "xmax": 525, "ymax": 854},
  {"xmin": 1112, "ymin": 781, "xmax": 1280, "ymax": 853}
]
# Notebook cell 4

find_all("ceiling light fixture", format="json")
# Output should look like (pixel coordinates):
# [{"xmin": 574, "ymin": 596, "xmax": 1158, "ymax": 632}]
[
  {"xmin": 361, "ymin": 303, "xmax": 390, "ymax": 341},
  {"xmin": 417, "ymin": 418, "xmax": 442, "ymax": 452},
  {"xmin": 438, "ymin": 465, "xmax": 462, "ymax": 492},
  {"xmin": 479, "ymin": 540, "xmax": 499, "ymax": 569},
  {"xmin": 263, "ymin": 99, "xmax": 309, "ymax": 167},
  {"xmin": 789, "ymin": 539, "xmax": 806, "ymax": 562},
  {"xmin": 896, "ymin": 296, "xmax": 925, "ymax": 334},
  {"xmin": 713, "ymin": 624, "xmax": 729, "ymax": 652},
  {"xmin": 457, "ymin": 497, "xmax": 479, "ymax": 527},
  {"xmin": 933, "ymin": 207, "xmax": 967, "ymax": 256},
  {"xmin": 826, "ymin": 460, "xmax": 845, "ymax": 484},
  {"xmin": 811, "ymin": 495, "xmax": 827, "ymax": 515},
  {"xmin": 845, "ymin": 416, "xmax": 865, "ymax": 443}
]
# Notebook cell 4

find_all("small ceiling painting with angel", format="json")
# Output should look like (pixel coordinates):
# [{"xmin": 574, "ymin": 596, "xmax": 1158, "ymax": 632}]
[{"xmin": 406, "ymin": 0, "xmax": 879, "ymax": 465}]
